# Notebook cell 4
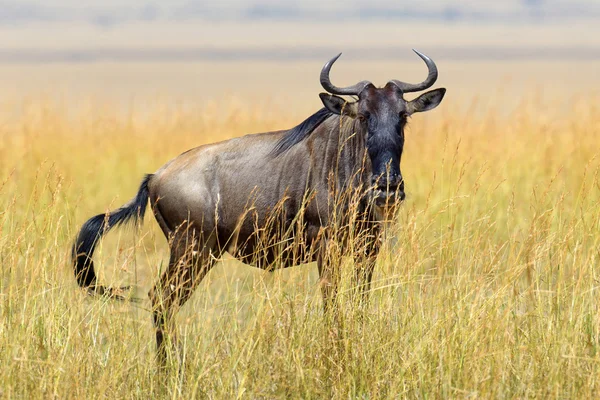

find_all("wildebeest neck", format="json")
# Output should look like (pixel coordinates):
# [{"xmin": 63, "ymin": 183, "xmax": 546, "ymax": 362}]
[{"xmin": 305, "ymin": 114, "xmax": 370, "ymax": 194}]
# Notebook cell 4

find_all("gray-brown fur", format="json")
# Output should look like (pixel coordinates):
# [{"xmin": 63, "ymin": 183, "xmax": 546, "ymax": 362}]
[{"xmin": 72, "ymin": 50, "xmax": 446, "ymax": 365}]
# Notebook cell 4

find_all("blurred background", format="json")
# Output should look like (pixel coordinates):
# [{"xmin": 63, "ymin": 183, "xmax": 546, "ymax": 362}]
[{"xmin": 0, "ymin": 0, "xmax": 598, "ymax": 116}]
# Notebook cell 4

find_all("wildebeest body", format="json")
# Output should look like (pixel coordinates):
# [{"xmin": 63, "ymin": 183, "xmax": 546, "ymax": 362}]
[{"xmin": 72, "ymin": 50, "xmax": 446, "ymax": 364}]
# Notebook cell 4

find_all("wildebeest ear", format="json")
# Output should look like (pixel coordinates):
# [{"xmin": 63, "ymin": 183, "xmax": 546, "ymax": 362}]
[
  {"xmin": 319, "ymin": 93, "xmax": 358, "ymax": 117},
  {"xmin": 407, "ymin": 88, "xmax": 446, "ymax": 114}
]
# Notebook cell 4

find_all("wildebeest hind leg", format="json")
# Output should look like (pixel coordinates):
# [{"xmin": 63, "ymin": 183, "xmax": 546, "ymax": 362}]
[{"xmin": 149, "ymin": 229, "xmax": 218, "ymax": 367}]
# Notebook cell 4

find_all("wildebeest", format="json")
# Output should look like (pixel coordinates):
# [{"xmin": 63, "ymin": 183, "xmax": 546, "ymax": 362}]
[{"xmin": 72, "ymin": 50, "xmax": 445, "ymax": 363}]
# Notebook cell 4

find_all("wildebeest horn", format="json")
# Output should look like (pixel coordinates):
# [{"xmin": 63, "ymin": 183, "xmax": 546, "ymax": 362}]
[
  {"xmin": 389, "ymin": 49, "xmax": 438, "ymax": 93},
  {"xmin": 320, "ymin": 53, "xmax": 372, "ymax": 96}
]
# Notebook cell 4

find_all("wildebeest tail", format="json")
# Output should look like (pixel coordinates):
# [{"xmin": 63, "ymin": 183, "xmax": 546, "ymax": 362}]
[{"xmin": 72, "ymin": 174, "xmax": 153, "ymax": 298}]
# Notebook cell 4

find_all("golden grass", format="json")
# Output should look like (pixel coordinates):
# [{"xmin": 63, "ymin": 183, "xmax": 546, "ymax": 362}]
[{"xmin": 1, "ymin": 92, "xmax": 600, "ymax": 398}]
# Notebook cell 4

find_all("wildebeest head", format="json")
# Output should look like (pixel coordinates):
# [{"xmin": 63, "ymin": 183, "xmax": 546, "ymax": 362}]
[{"xmin": 319, "ymin": 50, "xmax": 446, "ymax": 207}]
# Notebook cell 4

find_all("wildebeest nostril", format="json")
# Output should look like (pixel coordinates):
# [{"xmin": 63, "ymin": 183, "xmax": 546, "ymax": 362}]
[{"xmin": 371, "ymin": 174, "xmax": 402, "ymax": 190}]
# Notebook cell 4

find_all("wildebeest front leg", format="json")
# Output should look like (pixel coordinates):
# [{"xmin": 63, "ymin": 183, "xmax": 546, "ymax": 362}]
[
  {"xmin": 316, "ymin": 238, "xmax": 340, "ymax": 314},
  {"xmin": 149, "ymin": 234, "xmax": 217, "ymax": 367},
  {"xmin": 353, "ymin": 222, "xmax": 381, "ymax": 307},
  {"xmin": 354, "ymin": 248, "xmax": 378, "ymax": 307}
]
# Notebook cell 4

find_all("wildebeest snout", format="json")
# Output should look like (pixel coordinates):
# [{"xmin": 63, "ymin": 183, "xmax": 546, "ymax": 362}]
[
  {"xmin": 371, "ymin": 174, "xmax": 405, "ymax": 205},
  {"xmin": 371, "ymin": 173, "xmax": 403, "ymax": 191}
]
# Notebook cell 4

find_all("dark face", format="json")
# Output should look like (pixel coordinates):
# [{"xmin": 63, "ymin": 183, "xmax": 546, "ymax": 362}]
[
  {"xmin": 357, "ymin": 83, "xmax": 408, "ymax": 206},
  {"xmin": 320, "ymin": 84, "xmax": 446, "ymax": 207}
]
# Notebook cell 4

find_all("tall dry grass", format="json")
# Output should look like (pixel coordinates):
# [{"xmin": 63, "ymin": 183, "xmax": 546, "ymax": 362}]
[{"xmin": 0, "ymin": 93, "xmax": 599, "ymax": 398}]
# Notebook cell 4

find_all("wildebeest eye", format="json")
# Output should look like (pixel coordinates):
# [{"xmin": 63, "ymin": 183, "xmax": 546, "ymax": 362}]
[{"xmin": 357, "ymin": 114, "xmax": 367, "ymax": 123}]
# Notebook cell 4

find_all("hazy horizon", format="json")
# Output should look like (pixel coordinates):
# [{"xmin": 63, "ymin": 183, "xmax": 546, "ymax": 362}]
[
  {"xmin": 0, "ymin": 1, "xmax": 598, "ymax": 63},
  {"xmin": 2, "ymin": 0, "xmax": 600, "ymax": 25},
  {"xmin": 0, "ymin": 1, "xmax": 597, "ymax": 111}
]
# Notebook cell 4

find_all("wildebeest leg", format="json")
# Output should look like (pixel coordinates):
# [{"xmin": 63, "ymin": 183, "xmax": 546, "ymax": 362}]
[
  {"xmin": 149, "ymin": 231, "xmax": 218, "ymax": 367},
  {"xmin": 354, "ymin": 227, "xmax": 381, "ymax": 307},
  {"xmin": 354, "ymin": 249, "xmax": 377, "ymax": 307},
  {"xmin": 317, "ymin": 238, "xmax": 340, "ymax": 314}
]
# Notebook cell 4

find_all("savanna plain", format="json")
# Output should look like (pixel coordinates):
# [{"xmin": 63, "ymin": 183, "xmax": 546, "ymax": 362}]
[{"xmin": 1, "ymin": 60, "xmax": 600, "ymax": 398}]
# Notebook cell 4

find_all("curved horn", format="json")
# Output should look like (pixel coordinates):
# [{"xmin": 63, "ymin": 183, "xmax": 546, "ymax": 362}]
[
  {"xmin": 320, "ymin": 53, "xmax": 371, "ymax": 96},
  {"xmin": 389, "ymin": 49, "xmax": 438, "ymax": 93}
]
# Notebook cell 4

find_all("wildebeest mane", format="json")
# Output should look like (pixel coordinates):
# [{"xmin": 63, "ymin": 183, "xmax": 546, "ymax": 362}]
[{"xmin": 271, "ymin": 108, "xmax": 333, "ymax": 156}]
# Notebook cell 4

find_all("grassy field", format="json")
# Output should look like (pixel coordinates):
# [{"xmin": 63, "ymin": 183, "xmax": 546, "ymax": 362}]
[{"xmin": 1, "ymin": 64, "xmax": 600, "ymax": 398}]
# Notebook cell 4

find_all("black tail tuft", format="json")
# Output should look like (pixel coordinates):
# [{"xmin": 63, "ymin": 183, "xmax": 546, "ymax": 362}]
[{"xmin": 72, "ymin": 174, "xmax": 153, "ymax": 297}]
